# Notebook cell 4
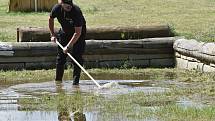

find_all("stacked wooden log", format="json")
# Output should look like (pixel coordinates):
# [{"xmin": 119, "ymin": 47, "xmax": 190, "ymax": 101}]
[
  {"xmin": 0, "ymin": 42, "xmax": 57, "ymax": 70},
  {"xmin": 9, "ymin": 0, "xmax": 57, "ymax": 12},
  {"xmin": 17, "ymin": 25, "xmax": 174, "ymax": 42},
  {"xmin": 0, "ymin": 37, "xmax": 176, "ymax": 70},
  {"xmin": 84, "ymin": 37, "xmax": 176, "ymax": 68},
  {"xmin": 174, "ymin": 39, "xmax": 215, "ymax": 72}
]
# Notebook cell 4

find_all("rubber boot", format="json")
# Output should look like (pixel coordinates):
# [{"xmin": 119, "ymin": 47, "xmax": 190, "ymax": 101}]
[
  {"xmin": 55, "ymin": 65, "xmax": 64, "ymax": 81},
  {"xmin": 73, "ymin": 75, "xmax": 80, "ymax": 85},
  {"xmin": 73, "ymin": 61, "xmax": 82, "ymax": 85}
]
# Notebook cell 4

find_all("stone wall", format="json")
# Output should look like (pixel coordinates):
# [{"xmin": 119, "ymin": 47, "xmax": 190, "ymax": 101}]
[{"xmin": 174, "ymin": 39, "xmax": 215, "ymax": 72}]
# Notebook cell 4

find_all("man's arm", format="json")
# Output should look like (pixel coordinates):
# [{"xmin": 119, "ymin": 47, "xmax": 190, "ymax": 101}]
[
  {"xmin": 62, "ymin": 27, "xmax": 82, "ymax": 53},
  {"xmin": 66, "ymin": 26, "xmax": 82, "ymax": 48},
  {"xmin": 49, "ymin": 17, "xmax": 56, "ymax": 42}
]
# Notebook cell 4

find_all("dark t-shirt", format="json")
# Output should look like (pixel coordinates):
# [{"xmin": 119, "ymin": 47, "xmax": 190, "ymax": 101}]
[{"xmin": 50, "ymin": 4, "xmax": 86, "ymax": 33}]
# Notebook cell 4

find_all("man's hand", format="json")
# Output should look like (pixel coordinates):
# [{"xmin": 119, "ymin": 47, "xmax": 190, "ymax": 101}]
[
  {"xmin": 51, "ymin": 36, "xmax": 57, "ymax": 43},
  {"xmin": 63, "ymin": 46, "xmax": 69, "ymax": 54},
  {"xmin": 63, "ymin": 45, "xmax": 73, "ymax": 54}
]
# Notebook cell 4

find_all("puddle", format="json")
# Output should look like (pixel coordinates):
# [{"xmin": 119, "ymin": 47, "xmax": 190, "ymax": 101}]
[
  {"xmin": 0, "ymin": 111, "xmax": 58, "ymax": 121},
  {"xmin": 8, "ymin": 80, "xmax": 169, "ymax": 96},
  {"xmin": 0, "ymin": 110, "xmax": 158, "ymax": 121},
  {"xmin": 176, "ymin": 97, "xmax": 206, "ymax": 109},
  {"xmin": 0, "ymin": 80, "xmax": 169, "ymax": 121},
  {"xmin": 0, "ymin": 80, "xmax": 207, "ymax": 121}
]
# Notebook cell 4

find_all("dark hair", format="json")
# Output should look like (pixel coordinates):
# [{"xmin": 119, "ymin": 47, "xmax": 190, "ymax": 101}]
[{"xmin": 62, "ymin": 0, "xmax": 73, "ymax": 6}]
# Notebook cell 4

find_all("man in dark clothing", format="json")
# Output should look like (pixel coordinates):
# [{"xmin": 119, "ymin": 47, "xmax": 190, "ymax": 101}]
[{"xmin": 49, "ymin": 0, "xmax": 86, "ymax": 85}]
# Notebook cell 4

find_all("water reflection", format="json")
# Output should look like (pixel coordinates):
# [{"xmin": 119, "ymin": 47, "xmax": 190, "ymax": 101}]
[
  {"xmin": 0, "ymin": 79, "xmax": 208, "ymax": 121},
  {"xmin": 55, "ymin": 81, "xmax": 86, "ymax": 121}
]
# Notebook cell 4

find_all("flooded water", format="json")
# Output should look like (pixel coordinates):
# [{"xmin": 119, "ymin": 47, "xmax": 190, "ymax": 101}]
[
  {"xmin": 0, "ymin": 79, "xmax": 206, "ymax": 121},
  {"xmin": 9, "ymin": 80, "xmax": 169, "ymax": 96}
]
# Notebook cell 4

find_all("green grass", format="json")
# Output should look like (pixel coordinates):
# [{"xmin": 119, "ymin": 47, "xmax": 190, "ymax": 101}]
[
  {"xmin": 1, "ymin": 68, "xmax": 215, "ymax": 85},
  {"xmin": 0, "ymin": 0, "xmax": 214, "ymax": 42},
  {"xmin": 156, "ymin": 105, "xmax": 215, "ymax": 121},
  {"xmin": 19, "ymin": 89, "xmax": 215, "ymax": 121}
]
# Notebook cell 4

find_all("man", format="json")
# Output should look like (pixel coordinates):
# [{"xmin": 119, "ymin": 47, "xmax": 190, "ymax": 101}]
[{"xmin": 49, "ymin": 0, "xmax": 86, "ymax": 85}]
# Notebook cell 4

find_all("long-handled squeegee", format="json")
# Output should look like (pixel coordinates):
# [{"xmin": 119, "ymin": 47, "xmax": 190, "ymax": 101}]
[{"xmin": 56, "ymin": 40, "xmax": 116, "ymax": 89}]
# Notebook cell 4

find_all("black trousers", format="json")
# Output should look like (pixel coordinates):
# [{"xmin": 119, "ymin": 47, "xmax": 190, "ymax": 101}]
[{"xmin": 56, "ymin": 27, "xmax": 86, "ymax": 81}]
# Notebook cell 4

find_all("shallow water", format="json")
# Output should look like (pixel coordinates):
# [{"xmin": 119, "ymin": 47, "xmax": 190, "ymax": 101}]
[
  {"xmin": 9, "ymin": 80, "xmax": 169, "ymax": 96},
  {"xmin": 0, "ymin": 79, "xmax": 205, "ymax": 121}
]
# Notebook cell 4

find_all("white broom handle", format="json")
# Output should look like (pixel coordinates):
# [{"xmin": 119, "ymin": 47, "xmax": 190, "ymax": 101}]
[{"xmin": 56, "ymin": 41, "xmax": 101, "ymax": 88}]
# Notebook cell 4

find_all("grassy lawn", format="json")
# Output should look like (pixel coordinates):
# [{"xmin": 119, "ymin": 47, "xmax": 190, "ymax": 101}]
[
  {"xmin": 1, "ymin": 68, "xmax": 215, "ymax": 85},
  {"xmin": 0, "ymin": 0, "xmax": 214, "ymax": 42}
]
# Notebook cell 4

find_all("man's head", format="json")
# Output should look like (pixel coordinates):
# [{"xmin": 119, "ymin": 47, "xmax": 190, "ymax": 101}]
[
  {"xmin": 60, "ymin": 0, "xmax": 73, "ymax": 11},
  {"xmin": 62, "ymin": 0, "xmax": 73, "ymax": 6}
]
